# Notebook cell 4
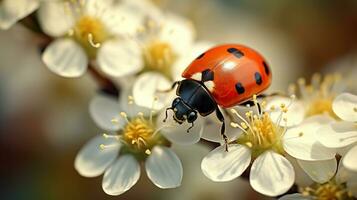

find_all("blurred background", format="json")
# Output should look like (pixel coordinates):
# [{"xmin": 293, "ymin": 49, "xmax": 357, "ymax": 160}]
[{"xmin": 1, "ymin": 0, "xmax": 357, "ymax": 199}]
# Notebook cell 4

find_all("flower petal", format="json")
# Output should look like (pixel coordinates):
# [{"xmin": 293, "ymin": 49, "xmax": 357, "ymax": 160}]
[
  {"xmin": 97, "ymin": 39, "xmax": 143, "ymax": 77},
  {"xmin": 145, "ymin": 146, "xmax": 183, "ymax": 188},
  {"xmin": 318, "ymin": 121, "xmax": 357, "ymax": 148},
  {"xmin": 42, "ymin": 38, "xmax": 88, "ymax": 77},
  {"xmin": 102, "ymin": 154, "xmax": 140, "ymax": 196},
  {"xmin": 297, "ymin": 159, "xmax": 337, "ymax": 184},
  {"xmin": 250, "ymin": 151, "xmax": 295, "ymax": 197},
  {"xmin": 283, "ymin": 115, "xmax": 336, "ymax": 161},
  {"xmin": 156, "ymin": 108, "xmax": 203, "ymax": 145},
  {"xmin": 37, "ymin": 1, "xmax": 74, "ymax": 37},
  {"xmin": 117, "ymin": 85, "xmax": 152, "ymax": 118},
  {"xmin": 201, "ymin": 144, "xmax": 251, "ymax": 182},
  {"xmin": 132, "ymin": 72, "xmax": 173, "ymax": 111},
  {"xmin": 0, "ymin": 0, "xmax": 39, "ymax": 30},
  {"xmin": 343, "ymin": 145, "xmax": 357, "ymax": 172},
  {"xmin": 286, "ymin": 155, "xmax": 314, "ymax": 187},
  {"xmin": 158, "ymin": 14, "xmax": 195, "ymax": 54},
  {"xmin": 89, "ymin": 94, "xmax": 123, "ymax": 131},
  {"xmin": 98, "ymin": 3, "xmax": 143, "ymax": 35},
  {"xmin": 74, "ymin": 136, "xmax": 120, "ymax": 177},
  {"xmin": 279, "ymin": 194, "xmax": 312, "ymax": 200},
  {"xmin": 332, "ymin": 93, "xmax": 357, "ymax": 122},
  {"xmin": 266, "ymin": 97, "xmax": 305, "ymax": 127},
  {"xmin": 119, "ymin": 0, "xmax": 162, "ymax": 21}
]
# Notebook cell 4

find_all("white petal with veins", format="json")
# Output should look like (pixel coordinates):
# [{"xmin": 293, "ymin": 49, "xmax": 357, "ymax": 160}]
[
  {"xmin": 42, "ymin": 38, "xmax": 88, "ymax": 77},
  {"xmin": 250, "ymin": 151, "xmax": 295, "ymax": 197},
  {"xmin": 201, "ymin": 144, "xmax": 251, "ymax": 182}
]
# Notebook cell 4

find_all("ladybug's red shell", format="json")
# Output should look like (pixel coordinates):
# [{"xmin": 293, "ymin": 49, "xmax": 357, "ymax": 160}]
[{"xmin": 182, "ymin": 44, "xmax": 272, "ymax": 108}]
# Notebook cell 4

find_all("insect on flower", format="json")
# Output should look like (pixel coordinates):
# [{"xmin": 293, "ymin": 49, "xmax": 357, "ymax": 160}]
[
  {"xmin": 164, "ymin": 44, "xmax": 272, "ymax": 150},
  {"xmin": 75, "ymin": 93, "xmax": 194, "ymax": 196}
]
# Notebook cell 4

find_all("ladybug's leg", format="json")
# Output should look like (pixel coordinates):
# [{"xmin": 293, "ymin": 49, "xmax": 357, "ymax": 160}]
[
  {"xmin": 216, "ymin": 108, "xmax": 229, "ymax": 152},
  {"xmin": 187, "ymin": 122, "xmax": 194, "ymax": 133},
  {"xmin": 157, "ymin": 81, "xmax": 180, "ymax": 93},
  {"xmin": 163, "ymin": 107, "xmax": 173, "ymax": 122}
]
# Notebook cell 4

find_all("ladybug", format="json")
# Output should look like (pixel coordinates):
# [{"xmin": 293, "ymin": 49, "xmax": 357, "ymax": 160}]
[{"xmin": 164, "ymin": 44, "xmax": 272, "ymax": 150}]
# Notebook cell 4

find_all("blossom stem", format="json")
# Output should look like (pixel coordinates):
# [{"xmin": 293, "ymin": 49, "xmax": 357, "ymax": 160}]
[{"xmin": 19, "ymin": 14, "xmax": 49, "ymax": 39}]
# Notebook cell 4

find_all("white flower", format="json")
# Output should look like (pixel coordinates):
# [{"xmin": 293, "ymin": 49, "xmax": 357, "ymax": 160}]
[
  {"xmin": 267, "ymin": 74, "xmax": 345, "ymax": 126},
  {"xmin": 112, "ymin": 12, "xmax": 212, "ymax": 110},
  {"xmin": 201, "ymin": 95, "xmax": 336, "ymax": 197},
  {"xmin": 0, "ymin": 0, "xmax": 39, "ymax": 30},
  {"xmin": 40, "ymin": 0, "xmax": 155, "ymax": 78},
  {"xmin": 75, "ymin": 93, "xmax": 203, "ymax": 195},
  {"xmin": 279, "ymin": 161, "xmax": 357, "ymax": 200},
  {"xmin": 317, "ymin": 93, "xmax": 357, "ymax": 172}
]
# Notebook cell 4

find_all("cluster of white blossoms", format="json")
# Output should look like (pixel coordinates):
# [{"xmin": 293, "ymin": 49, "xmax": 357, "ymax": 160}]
[{"xmin": 1, "ymin": 0, "xmax": 357, "ymax": 198}]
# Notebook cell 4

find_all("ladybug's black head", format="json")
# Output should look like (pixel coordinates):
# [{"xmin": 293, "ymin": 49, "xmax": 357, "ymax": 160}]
[{"xmin": 170, "ymin": 97, "xmax": 198, "ymax": 124}]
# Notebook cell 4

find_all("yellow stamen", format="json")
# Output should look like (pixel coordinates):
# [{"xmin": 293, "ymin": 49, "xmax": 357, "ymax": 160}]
[
  {"xmin": 71, "ymin": 15, "xmax": 109, "ymax": 58},
  {"xmin": 232, "ymin": 106, "xmax": 285, "ymax": 158},
  {"xmin": 122, "ymin": 117, "xmax": 155, "ymax": 152},
  {"xmin": 300, "ymin": 181, "xmax": 353, "ymax": 200}
]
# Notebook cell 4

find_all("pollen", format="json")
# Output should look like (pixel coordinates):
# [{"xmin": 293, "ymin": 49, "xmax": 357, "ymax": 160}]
[
  {"xmin": 123, "ymin": 117, "xmax": 154, "ymax": 151},
  {"xmin": 70, "ymin": 15, "xmax": 109, "ymax": 58},
  {"xmin": 232, "ymin": 108, "xmax": 285, "ymax": 158},
  {"xmin": 143, "ymin": 40, "xmax": 177, "ymax": 79},
  {"xmin": 300, "ymin": 181, "xmax": 353, "ymax": 200}
]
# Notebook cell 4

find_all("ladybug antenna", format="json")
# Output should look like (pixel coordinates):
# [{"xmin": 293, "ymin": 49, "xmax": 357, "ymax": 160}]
[
  {"xmin": 187, "ymin": 122, "xmax": 194, "ymax": 133},
  {"xmin": 163, "ymin": 107, "xmax": 173, "ymax": 122}
]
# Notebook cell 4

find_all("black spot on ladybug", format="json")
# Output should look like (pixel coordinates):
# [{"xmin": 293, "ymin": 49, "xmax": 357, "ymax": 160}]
[
  {"xmin": 196, "ymin": 53, "xmax": 205, "ymax": 59},
  {"xmin": 202, "ymin": 69, "xmax": 214, "ymax": 82},
  {"xmin": 255, "ymin": 72, "xmax": 262, "ymax": 85},
  {"xmin": 235, "ymin": 83, "xmax": 245, "ymax": 94},
  {"xmin": 263, "ymin": 61, "xmax": 270, "ymax": 75},
  {"xmin": 227, "ymin": 48, "xmax": 244, "ymax": 58}
]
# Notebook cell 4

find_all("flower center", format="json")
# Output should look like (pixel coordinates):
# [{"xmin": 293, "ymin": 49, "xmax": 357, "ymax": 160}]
[
  {"xmin": 143, "ymin": 40, "xmax": 177, "ymax": 79},
  {"xmin": 305, "ymin": 98, "xmax": 337, "ymax": 118},
  {"xmin": 292, "ymin": 74, "xmax": 341, "ymax": 119},
  {"xmin": 301, "ymin": 181, "xmax": 354, "ymax": 200},
  {"xmin": 231, "ymin": 97, "xmax": 287, "ymax": 158},
  {"xmin": 123, "ymin": 117, "xmax": 155, "ymax": 152},
  {"xmin": 236, "ymin": 112, "xmax": 285, "ymax": 158},
  {"xmin": 70, "ymin": 15, "xmax": 109, "ymax": 58},
  {"xmin": 117, "ymin": 111, "xmax": 170, "ymax": 158}
]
